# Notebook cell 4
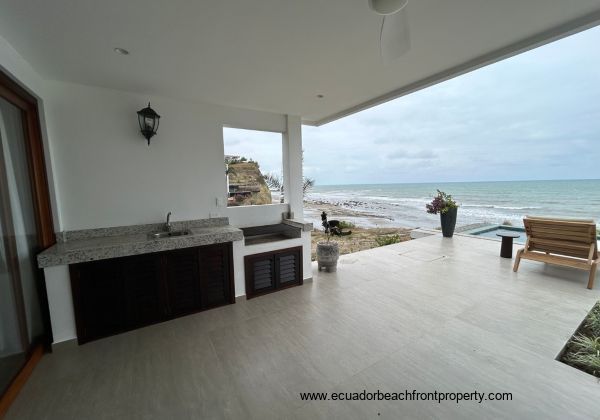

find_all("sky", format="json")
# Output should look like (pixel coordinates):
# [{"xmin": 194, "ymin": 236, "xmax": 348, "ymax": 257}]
[
  {"xmin": 226, "ymin": 26, "xmax": 600, "ymax": 186},
  {"xmin": 223, "ymin": 128, "xmax": 283, "ymax": 175}
]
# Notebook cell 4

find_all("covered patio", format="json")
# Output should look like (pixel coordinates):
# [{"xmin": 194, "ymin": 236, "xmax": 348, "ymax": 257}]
[
  {"xmin": 1, "ymin": 1, "xmax": 600, "ymax": 418},
  {"xmin": 6, "ymin": 234, "xmax": 600, "ymax": 419}
]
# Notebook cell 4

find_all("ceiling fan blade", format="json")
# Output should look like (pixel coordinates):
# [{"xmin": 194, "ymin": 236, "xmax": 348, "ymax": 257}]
[
  {"xmin": 369, "ymin": 0, "xmax": 408, "ymax": 15},
  {"xmin": 380, "ymin": 7, "xmax": 410, "ymax": 61}
]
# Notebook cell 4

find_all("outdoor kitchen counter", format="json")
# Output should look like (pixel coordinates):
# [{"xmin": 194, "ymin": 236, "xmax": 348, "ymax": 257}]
[
  {"xmin": 282, "ymin": 219, "xmax": 313, "ymax": 232},
  {"xmin": 37, "ymin": 224, "xmax": 243, "ymax": 268}
]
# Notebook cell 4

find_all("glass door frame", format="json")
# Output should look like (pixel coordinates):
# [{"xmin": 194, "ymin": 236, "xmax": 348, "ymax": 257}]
[
  {"xmin": 0, "ymin": 72, "xmax": 55, "ymax": 248},
  {"xmin": 0, "ymin": 69, "xmax": 56, "ymax": 414}
]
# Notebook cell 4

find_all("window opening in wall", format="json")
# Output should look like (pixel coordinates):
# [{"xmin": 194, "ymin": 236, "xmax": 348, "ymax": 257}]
[{"xmin": 223, "ymin": 127, "xmax": 283, "ymax": 207}]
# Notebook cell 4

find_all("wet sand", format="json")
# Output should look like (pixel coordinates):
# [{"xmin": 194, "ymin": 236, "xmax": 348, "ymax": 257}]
[{"xmin": 304, "ymin": 200, "xmax": 400, "ymax": 229}]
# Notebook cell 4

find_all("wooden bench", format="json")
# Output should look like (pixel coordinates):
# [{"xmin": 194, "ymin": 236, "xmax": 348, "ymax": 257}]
[{"xmin": 513, "ymin": 216, "xmax": 598, "ymax": 289}]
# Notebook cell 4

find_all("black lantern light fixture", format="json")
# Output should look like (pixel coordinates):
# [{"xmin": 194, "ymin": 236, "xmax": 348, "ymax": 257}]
[{"xmin": 137, "ymin": 102, "xmax": 160, "ymax": 145}]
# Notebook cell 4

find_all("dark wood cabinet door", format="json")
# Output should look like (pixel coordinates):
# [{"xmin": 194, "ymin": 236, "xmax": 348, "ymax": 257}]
[
  {"xmin": 245, "ymin": 254, "xmax": 276, "ymax": 298},
  {"xmin": 199, "ymin": 243, "xmax": 232, "ymax": 309},
  {"xmin": 121, "ymin": 254, "xmax": 164, "ymax": 328},
  {"xmin": 244, "ymin": 246, "xmax": 302, "ymax": 299},
  {"xmin": 275, "ymin": 248, "xmax": 302, "ymax": 288},
  {"xmin": 71, "ymin": 243, "xmax": 235, "ymax": 344},
  {"xmin": 165, "ymin": 248, "xmax": 201, "ymax": 316},
  {"xmin": 71, "ymin": 260, "xmax": 125, "ymax": 343}
]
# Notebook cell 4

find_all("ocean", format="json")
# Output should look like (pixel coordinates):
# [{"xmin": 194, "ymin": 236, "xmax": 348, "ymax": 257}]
[{"xmin": 304, "ymin": 179, "xmax": 600, "ymax": 229}]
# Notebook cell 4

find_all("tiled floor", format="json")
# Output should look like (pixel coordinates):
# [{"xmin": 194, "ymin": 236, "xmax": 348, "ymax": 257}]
[{"xmin": 7, "ymin": 234, "xmax": 600, "ymax": 419}]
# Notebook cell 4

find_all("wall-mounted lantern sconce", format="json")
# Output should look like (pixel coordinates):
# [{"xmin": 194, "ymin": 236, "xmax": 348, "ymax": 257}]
[{"xmin": 137, "ymin": 102, "xmax": 160, "ymax": 145}]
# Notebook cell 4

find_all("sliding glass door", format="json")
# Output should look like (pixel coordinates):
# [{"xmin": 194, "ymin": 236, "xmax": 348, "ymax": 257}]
[
  {"xmin": 0, "ymin": 95, "xmax": 46, "ymax": 394},
  {"xmin": 0, "ymin": 71, "xmax": 55, "ymax": 408},
  {"xmin": 0, "ymin": 200, "xmax": 27, "ymax": 392}
]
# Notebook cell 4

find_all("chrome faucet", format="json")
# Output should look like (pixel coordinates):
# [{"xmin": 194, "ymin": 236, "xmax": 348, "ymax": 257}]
[{"xmin": 165, "ymin": 211, "xmax": 172, "ymax": 232}]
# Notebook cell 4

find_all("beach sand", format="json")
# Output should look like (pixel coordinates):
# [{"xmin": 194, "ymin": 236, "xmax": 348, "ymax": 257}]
[
  {"xmin": 310, "ymin": 227, "xmax": 412, "ymax": 261},
  {"xmin": 304, "ymin": 200, "xmax": 413, "ymax": 260}
]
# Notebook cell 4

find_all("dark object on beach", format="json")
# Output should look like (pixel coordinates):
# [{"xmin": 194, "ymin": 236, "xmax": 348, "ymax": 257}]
[
  {"xmin": 496, "ymin": 230, "xmax": 520, "ymax": 258},
  {"xmin": 328, "ymin": 220, "xmax": 352, "ymax": 237},
  {"xmin": 318, "ymin": 212, "xmax": 352, "ymax": 272},
  {"xmin": 426, "ymin": 190, "xmax": 459, "ymax": 238},
  {"xmin": 321, "ymin": 211, "xmax": 352, "ymax": 240}
]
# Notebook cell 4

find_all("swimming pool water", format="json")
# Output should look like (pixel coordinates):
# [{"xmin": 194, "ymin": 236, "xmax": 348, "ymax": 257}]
[{"xmin": 465, "ymin": 225, "xmax": 526, "ymax": 244}]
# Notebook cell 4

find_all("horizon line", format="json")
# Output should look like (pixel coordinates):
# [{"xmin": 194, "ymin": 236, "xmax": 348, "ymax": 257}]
[{"xmin": 312, "ymin": 178, "xmax": 600, "ymax": 187}]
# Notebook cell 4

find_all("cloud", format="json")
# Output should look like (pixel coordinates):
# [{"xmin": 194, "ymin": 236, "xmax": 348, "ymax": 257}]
[
  {"xmin": 224, "ymin": 138, "xmax": 240, "ymax": 146},
  {"xmin": 387, "ymin": 149, "xmax": 438, "ymax": 160},
  {"xmin": 303, "ymin": 26, "xmax": 600, "ymax": 185},
  {"xmin": 223, "ymin": 127, "xmax": 283, "ymax": 175}
]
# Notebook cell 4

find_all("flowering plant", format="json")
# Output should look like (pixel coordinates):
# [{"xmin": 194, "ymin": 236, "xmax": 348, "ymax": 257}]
[{"xmin": 426, "ymin": 190, "xmax": 458, "ymax": 215}]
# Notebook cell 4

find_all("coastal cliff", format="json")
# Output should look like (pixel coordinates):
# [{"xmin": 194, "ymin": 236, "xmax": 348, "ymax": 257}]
[{"xmin": 227, "ymin": 161, "xmax": 272, "ymax": 206}]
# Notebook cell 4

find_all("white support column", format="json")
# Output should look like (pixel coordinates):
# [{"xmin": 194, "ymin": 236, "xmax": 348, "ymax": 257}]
[
  {"xmin": 283, "ymin": 115, "xmax": 304, "ymax": 220},
  {"xmin": 283, "ymin": 115, "xmax": 312, "ymax": 280}
]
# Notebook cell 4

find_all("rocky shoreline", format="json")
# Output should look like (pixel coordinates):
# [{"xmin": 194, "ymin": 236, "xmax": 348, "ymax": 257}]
[
  {"xmin": 304, "ymin": 199, "xmax": 398, "ymax": 229},
  {"xmin": 304, "ymin": 199, "xmax": 414, "ymax": 259}
]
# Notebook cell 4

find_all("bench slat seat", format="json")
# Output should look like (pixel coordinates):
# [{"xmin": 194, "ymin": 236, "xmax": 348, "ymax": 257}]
[{"xmin": 513, "ymin": 216, "xmax": 598, "ymax": 289}]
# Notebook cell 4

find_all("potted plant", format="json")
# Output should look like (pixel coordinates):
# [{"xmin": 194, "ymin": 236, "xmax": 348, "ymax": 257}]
[
  {"xmin": 426, "ymin": 190, "xmax": 459, "ymax": 238},
  {"xmin": 316, "ymin": 211, "xmax": 351, "ymax": 272}
]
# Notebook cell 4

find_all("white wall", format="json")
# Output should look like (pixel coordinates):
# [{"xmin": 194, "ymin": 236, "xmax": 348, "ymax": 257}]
[
  {"xmin": 0, "ymin": 34, "xmax": 62, "ymax": 229},
  {"xmin": 227, "ymin": 203, "xmax": 289, "ymax": 227},
  {"xmin": 0, "ymin": 35, "xmax": 45, "ymax": 99},
  {"xmin": 44, "ymin": 81, "xmax": 287, "ymax": 231},
  {"xmin": 43, "ymin": 266, "xmax": 75, "ymax": 344},
  {"xmin": 1, "ymin": 36, "xmax": 311, "ymax": 344},
  {"xmin": 38, "ymin": 81, "xmax": 302, "ymax": 343}
]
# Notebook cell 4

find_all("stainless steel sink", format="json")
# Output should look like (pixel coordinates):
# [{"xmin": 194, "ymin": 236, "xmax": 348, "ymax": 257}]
[{"xmin": 147, "ymin": 229, "xmax": 191, "ymax": 239}]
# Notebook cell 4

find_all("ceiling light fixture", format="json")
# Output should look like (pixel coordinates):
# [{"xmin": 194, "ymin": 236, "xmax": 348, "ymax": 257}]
[{"xmin": 113, "ymin": 47, "xmax": 130, "ymax": 55}]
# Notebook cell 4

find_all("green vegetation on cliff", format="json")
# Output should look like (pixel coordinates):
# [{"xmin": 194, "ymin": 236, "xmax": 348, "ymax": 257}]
[{"xmin": 227, "ymin": 161, "xmax": 272, "ymax": 206}]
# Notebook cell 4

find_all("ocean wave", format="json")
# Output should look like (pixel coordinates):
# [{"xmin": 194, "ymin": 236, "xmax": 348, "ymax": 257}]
[
  {"xmin": 461, "ymin": 204, "xmax": 542, "ymax": 210},
  {"xmin": 355, "ymin": 196, "xmax": 430, "ymax": 205},
  {"xmin": 308, "ymin": 195, "xmax": 542, "ymax": 212}
]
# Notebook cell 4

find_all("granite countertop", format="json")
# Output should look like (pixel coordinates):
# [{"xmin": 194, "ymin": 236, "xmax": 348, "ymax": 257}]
[{"xmin": 38, "ymin": 222, "xmax": 243, "ymax": 268}]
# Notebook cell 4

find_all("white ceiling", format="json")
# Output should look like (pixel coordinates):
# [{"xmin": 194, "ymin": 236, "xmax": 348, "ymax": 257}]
[{"xmin": 1, "ymin": 0, "xmax": 599, "ymax": 125}]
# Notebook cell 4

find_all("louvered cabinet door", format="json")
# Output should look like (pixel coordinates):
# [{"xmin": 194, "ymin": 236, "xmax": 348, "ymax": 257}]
[
  {"xmin": 245, "ymin": 246, "xmax": 302, "ymax": 299},
  {"xmin": 165, "ymin": 248, "xmax": 202, "ymax": 317},
  {"xmin": 275, "ymin": 248, "xmax": 302, "ymax": 288},
  {"xmin": 199, "ymin": 243, "xmax": 233, "ymax": 309},
  {"xmin": 245, "ymin": 254, "xmax": 276, "ymax": 298}
]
